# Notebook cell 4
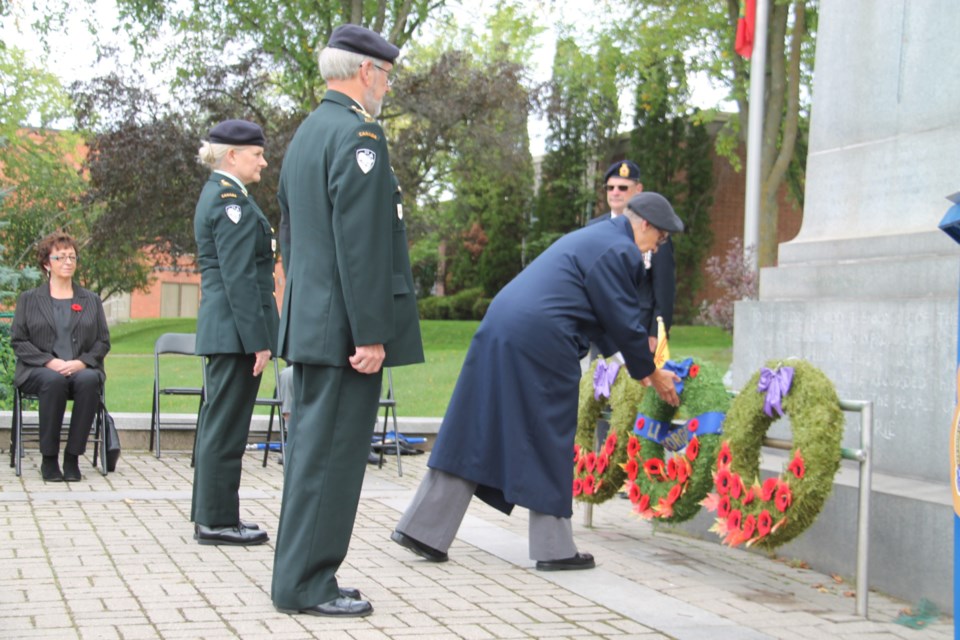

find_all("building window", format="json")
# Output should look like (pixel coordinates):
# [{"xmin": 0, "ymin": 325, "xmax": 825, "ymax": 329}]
[{"xmin": 160, "ymin": 283, "xmax": 199, "ymax": 318}]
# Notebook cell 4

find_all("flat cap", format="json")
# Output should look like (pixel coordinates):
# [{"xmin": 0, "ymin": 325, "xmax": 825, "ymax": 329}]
[
  {"xmin": 327, "ymin": 24, "xmax": 400, "ymax": 64},
  {"xmin": 626, "ymin": 192, "xmax": 684, "ymax": 233},
  {"xmin": 603, "ymin": 160, "xmax": 641, "ymax": 183},
  {"xmin": 208, "ymin": 119, "xmax": 265, "ymax": 147}
]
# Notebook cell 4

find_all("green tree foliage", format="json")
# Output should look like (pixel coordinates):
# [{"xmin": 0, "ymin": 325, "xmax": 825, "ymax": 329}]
[
  {"xmin": 630, "ymin": 56, "xmax": 714, "ymax": 323},
  {"xmin": 112, "ymin": 0, "xmax": 447, "ymax": 111},
  {"xmin": 612, "ymin": 0, "xmax": 815, "ymax": 268},
  {"xmin": 532, "ymin": 33, "xmax": 622, "ymax": 255}
]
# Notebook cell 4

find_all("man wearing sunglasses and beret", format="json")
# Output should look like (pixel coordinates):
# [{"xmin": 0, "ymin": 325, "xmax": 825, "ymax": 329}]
[{"xmin": 591, "ymin": 160, "xmax": 675, "ymax": 354}]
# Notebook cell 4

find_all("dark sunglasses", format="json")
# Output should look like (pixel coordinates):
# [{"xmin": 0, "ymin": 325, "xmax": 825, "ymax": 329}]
[{"xmin": 605, "ymin": 185, "xmax": 630, "ymax": 192}]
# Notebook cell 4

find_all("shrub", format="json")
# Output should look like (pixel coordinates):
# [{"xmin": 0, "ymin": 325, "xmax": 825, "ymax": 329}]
[
  {"xmin": 0, "ymin": 321, "xmax": 15, "ymax": 410},
  {"xmin": 696, "ymin": 238, "xmax": 758, "ymax": 333},
  {"xmin": 418, "ymin": 288, "xmax": 491, "ymax": 321}
]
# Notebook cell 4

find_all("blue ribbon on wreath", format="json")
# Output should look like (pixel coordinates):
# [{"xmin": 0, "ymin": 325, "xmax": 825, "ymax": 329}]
[
  {"xmin": 634, "ymin": 411, "xmax": 725, "ymax": 452},
  {"xmin": 663, "ymin": 357, "xmax": 695, "ymax": 395}
]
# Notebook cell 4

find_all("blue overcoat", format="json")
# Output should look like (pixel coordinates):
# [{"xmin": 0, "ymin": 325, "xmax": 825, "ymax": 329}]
[{"xmin": 428, "ymin": 216, "xmax": 658, "ymax": 518}]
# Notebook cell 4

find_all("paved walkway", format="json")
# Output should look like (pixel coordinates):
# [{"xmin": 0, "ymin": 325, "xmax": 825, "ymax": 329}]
[{"xmin": 1, "ymin": 450, "xmax": 953, "ymax": 639}]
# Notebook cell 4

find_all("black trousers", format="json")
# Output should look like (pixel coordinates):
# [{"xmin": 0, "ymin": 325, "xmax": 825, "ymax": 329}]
[{"xmin": 19, "ymin": 367, "xmax": 100, "ymax": 458}]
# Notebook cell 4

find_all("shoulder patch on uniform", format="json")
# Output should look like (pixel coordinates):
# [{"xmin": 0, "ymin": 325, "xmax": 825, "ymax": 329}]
[
  {"xmin": 225, "ymin": 204, "xmax": 242, "ymax": 224},
  {"xmin": 358, "ymin": 130, "xmax": 379, "ymax": 141},
  {"xmin": 356, "ymin": 149, "xmax": 376, "ymax": 174},
  {"xmin": 220, "ymin": 192, "xmax": 238, "ymax": 199}
]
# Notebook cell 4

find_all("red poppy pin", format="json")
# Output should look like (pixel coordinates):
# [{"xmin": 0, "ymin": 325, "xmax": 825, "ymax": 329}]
[{"xmin": 71, "ymin": 304, "xmax": 82, "ymax": 312}]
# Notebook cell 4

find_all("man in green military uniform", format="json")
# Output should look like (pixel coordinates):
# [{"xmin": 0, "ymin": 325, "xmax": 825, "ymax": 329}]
[
  {"xmin": 191, "ymin": 119, "xmax": 279, "ymax": 546},
  {"xmin": 271, "ymin": 25, "xmax": 424, "ymax": 618}
]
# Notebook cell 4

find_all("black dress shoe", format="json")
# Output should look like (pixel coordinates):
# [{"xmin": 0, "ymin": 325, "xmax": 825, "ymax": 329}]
[
  {"xmin": 339, "ymin": 587, "xmax": 361, "ymax": 600},
  {"xmin": 367, "ymin": 451, "xmax": 379, "ymax": 465},
  {"xmin": 390, "ymin": 530, "xmax": 448, "ymax": 562},
  {"xmin": 240, "ymin": 520, "xmax": 260, "ymax": 530},
  {"xmin": 41, "ymin": 458, "xmax": 64, "ymax": 482},
  {"xmin": 196, "ymin": 524, "xmax": 269, "ymax": 546},
  {"xmin": 535, "ymin": 552, "xmax": 596, "ymax": 572},
  {"xmin": 277, "ymin": 596, "xmax": 372, "ymax": 617},
  {"xmin": 62, "ymin": 455, "xmax": 81, "ymax": 482}
]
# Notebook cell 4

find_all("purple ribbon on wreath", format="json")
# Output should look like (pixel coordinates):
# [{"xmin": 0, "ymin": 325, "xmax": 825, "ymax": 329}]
[
  {"xmin": 757, "ymin": 366, "xmax": 794, "ymax": 417},
  {"xmin": 593, "ymin": 360, "xmax": 621, "ymax": 400}
]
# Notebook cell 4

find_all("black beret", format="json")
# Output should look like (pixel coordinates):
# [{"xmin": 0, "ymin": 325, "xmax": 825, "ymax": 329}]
[
  {"xmin": 603, "ymin": 160, "xmax": 641, "ymax": 183},
  {"xmin": 626, "ymin": 192, "xmax": 684, "ymax": 233},
  {"xmin": 327, "ymin": 24, "xmax": 400, "ymax": 64},
  {"xmin": 208, "ymin": 120, "xmax": 265, "ymax": 147}
]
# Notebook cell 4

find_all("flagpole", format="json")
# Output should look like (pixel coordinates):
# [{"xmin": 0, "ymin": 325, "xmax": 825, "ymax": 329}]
[{"xmin": 743, "ymin": 0, "xmax": 769, "ymax": 271}]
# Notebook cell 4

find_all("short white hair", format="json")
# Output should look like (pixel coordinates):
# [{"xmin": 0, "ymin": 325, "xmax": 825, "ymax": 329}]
[{"xmin": 319, "ymin": 47, "xmax": 389, "ymax": 82}]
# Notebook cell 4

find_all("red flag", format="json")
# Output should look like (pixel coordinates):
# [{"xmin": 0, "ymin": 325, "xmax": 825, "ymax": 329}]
[{"xmin": 735, "ymin": 0, "xmax": 756, "ymax": 58}]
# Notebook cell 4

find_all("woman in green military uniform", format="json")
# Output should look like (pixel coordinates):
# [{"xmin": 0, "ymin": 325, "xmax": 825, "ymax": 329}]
[{"xmin": 190, "ymin": 120, "xmax": 279, "ymax": 546}]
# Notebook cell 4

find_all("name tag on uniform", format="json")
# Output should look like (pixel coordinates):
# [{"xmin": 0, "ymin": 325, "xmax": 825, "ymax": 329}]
[{"xmin": 397, "ymin": 204, "xmax": 403, "ymax": 220}]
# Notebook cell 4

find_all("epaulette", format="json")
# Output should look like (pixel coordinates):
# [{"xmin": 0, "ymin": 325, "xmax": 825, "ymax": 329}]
[
  {"xmin": 349, "ymin": 104, "xmax": 376, "ymax": 123},
  {"xmin": 219, "ymin": 179, "xmax": 234, "ymax": 187}
]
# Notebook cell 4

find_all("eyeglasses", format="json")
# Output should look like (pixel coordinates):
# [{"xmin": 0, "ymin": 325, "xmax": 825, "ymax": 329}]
[
  {"xmin": 606, "ymin": 185, "xmax": 630, "ymax": 192},
  {"xmin": 655, "ymin": 230, "xmax": 670, "ymax": 247},
  {"xmin": 50, "ymin": 255, "xmax": 78, "ymax": 264},
  {"xmin": 369, "ymin": 63, "xmax": 395, "ymax": 87}
]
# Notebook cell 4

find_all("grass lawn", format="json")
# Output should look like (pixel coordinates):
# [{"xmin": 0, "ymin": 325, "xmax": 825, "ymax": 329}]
[{"xmin": 103, "ymin": 318, "xmax": 731, "ymax": 417}]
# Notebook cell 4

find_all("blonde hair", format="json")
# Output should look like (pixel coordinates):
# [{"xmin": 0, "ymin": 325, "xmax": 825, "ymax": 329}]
[{"xmin": 196, "ymin": 141, "xmax": 235, "ymax": 170}]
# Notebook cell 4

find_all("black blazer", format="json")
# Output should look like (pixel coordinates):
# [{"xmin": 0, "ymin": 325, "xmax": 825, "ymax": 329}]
[{"xmin": 11, "ymin": 282, "xmax": 111, "ymax": 388}]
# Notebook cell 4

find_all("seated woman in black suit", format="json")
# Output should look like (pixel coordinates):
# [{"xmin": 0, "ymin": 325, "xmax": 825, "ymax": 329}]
[{"xmin": 11, "ymin": 231, "xmax": 111, "ymax": 482}]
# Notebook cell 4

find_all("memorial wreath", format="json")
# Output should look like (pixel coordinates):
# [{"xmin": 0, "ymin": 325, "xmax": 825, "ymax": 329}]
[
  {"xmin": 573, "ymin": 358, "xmax": 645, "ymax": 503},
  {"xmin": 701, "ymin": 359, "xmax": 844, "ymax": 550},
  {"xmin": 625, "ymin": 358, "xmax": 729, "ymax": 523}
]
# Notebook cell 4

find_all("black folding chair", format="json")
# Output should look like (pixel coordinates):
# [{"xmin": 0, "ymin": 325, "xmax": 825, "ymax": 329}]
[
  {"xmin": 149, "ymin": 332, "xmax": 205, "ymax": 458},
  {"xmin": 374, "ymin": 368, "xmax": 402, "ymax": 476},
  {"xmin": 256, "ymin": 358, "xmax": 286, "ymax": 467},
  {"xmin": 9, "ymin": 384, "xmax": 108, "ymax": 477}
]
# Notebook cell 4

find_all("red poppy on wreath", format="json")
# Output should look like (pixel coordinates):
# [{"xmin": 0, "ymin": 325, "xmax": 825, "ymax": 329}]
[
  {"xmin": 627, "ymin": 435, "xmax": 641, "ymax": 459},
  {"xmin": 718, "ymin": 493, "xmax": 731, "ymax": 518},
  {"xmin": 714, "ymin": 468, "xmax": 733, "ymax": 494},
  {"xmin": 666, "ymin": 457, "xmax": 678, "ymax": 480},
  {"xmin": 603, "ymin": 432, "xmax": 617, "ymax": 456},
  {"xmin": 675, "ymin": 457, "xmax": 691, "ymax": 484},
  {"xmin": 687, "ymin": 417, "xmax": 700, "ymax": 432},
  {"xmin": 666, "ymin": 483, "xmax": 683, "ymax": 505},
  {"xmin": 689, "ymin": 363, "xmax": 700, "ymax": 378},
  {"xmin": 686, "ymin": 436, "xmax": 700, "ymax": 461},
  {"xmin": 775, "ymin": 484, "xmax": 793, "ymax": 512},
  {"xmin": 757, "ymin": 509, "xmax": 773, "ymax": 536},
  {"xmin": 573, "ymin": 478, "xmax": 583, "ymax": 496},
  {"xmin": 644, "ymin": 458, "xmax": 666, "ymax": 480},
  {"xmin": 717, "ymin": 441, "xmax": 732, "ymax": 468},
  {"xmin": 729, "ymin": 472, "xmax": 745, "ymax": 499},
  {"xmin": 628, "ymin": 482, "xmax": 642, "ymax": 503},
  {"xmin": 742, "ymin": 514, "xmax": 757, "ymax": 539},
  {"xmin": 596, "ymin": 454, "xmax": 609, "ymax": 476},
  {"xmin": 583, "ymin": 475, "xmax": 596, "ymax": 495},
  {"xmin": 635, "ymin": 416, "xmax": 645, "ymax": 430},
  {"xmin": 585, "ymin": 451, "xmax": 597, "ymax": 472},
  {"xmin": 726, "ymin": 508, "xmax": 742, "ymax": 531},
  {"xmin": 741, "ymin": 487, "xmax": 756, "ymax": 506},
  {"xmin": 573, "ymin": 444, "xmax": 581, "ymax": 461},
  {"xmin": 71, "ymin": 303, "xmax": 82, "ymax": 312},
  {"xmin": 576, "ymin": 456, "xmax": 587, "ymax": 474},
  {"xmin": 624, "ymin": 458, "xmax": 639, "ymax": 482},
  {"xmin": 760, "ymin": 477, "xmax": 779, "ymax": 501},
  {"xmin": 635, "ymin": 492, "xmax": 654, "ymax": 518},
  {"xmin": 787, "ymin": 449, "xmax": 806, "ymax": 479}
]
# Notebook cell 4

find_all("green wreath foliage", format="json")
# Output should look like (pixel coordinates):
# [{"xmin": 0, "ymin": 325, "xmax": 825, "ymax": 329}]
[
  {"xmin": 625, "ymin": 359, "xmax": 728, "ymax": 523},
  {"xmin": 573, "ymin": 359, "xmax": 645, "ymax": 504},
  {"xmin": 702, "ymin": 359, "xmax": 844, "ymax": 550}
]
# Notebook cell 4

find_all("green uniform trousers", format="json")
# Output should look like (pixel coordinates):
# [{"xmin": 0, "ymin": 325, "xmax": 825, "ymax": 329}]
[
  {"xmin": 191, "ymin": 353, "xmax": 262, "ymax": 527},
  {"xmin": 271, "ymin": 363, "xmax": 382, "ymax": 609}
]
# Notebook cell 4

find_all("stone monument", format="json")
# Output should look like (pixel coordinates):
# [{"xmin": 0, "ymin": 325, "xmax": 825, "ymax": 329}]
[{"xmin": 724, "ymin": 0, "xmax": 959, "ymax": 613}]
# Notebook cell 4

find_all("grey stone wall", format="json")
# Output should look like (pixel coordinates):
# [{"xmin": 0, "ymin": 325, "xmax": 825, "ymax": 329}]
[{"xmin": 701, "ymin": 0, "xmax": 960, "ymax": 614}]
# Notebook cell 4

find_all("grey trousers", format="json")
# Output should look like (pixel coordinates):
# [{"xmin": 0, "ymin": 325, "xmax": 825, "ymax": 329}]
[{"xmin": 396, "ymin": 467, "xmax": 578, "ymax": 561}]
